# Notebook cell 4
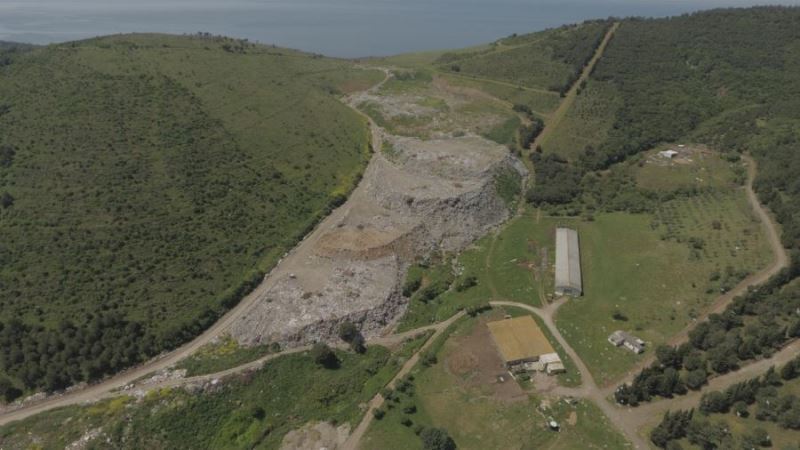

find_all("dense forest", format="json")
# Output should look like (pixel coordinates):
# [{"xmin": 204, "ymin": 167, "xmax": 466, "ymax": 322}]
[{"xmin": 0, "ymin": 35, "xmax": 376, "ymax": 398}]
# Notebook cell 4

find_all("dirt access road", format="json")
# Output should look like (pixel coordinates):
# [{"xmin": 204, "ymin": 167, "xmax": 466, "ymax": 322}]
[
  {"xmin": 341, "ymin": 312, "xmax": 465, "ymax": 450},
  {"xmin": 531, "ymin": 22, "xmax": 619, "ymax": 152},
  {"xmin": 0, "ymin": 70, "xmax": 393, "ymax": 428}
]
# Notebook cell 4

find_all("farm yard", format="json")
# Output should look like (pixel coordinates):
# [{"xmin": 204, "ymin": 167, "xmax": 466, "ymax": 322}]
[
  {"xmin": 360, "ymin": 312, "xmax": 628, "ymax": 450},
  {"xmin": 397, "ymin": 165, "xmax": 770, "ymax": 387}
]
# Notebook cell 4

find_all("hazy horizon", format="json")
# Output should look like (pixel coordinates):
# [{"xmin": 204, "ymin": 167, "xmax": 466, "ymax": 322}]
[{"xmin": 2, "ymin": 0, "xmax": 799, "ymax": 57}]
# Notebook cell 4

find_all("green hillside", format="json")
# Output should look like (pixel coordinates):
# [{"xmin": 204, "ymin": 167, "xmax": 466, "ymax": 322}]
[
  {"xmin": 588, "ymin": 7, "xmax": 800, "ymax": 250},
  {"xmin": 436, "ymin": 20, "xmax": 611, "ymax": 94},
  {"xmin": 535, "ymin": 6, "xmax": 800, "ymax": 251},
  {"xmin": 0, "ymin": 34, "xmax": 381, "ymax": 395}
]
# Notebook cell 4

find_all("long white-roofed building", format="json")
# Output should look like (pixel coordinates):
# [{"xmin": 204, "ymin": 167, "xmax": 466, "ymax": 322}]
[{"xmin": 555, "ymin": 227, "xmax": 582, "ymax": 297}]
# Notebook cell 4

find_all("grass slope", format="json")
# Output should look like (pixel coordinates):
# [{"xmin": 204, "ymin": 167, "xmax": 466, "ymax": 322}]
[
  {"xmin": 0, "ymin": 341, "xmax": 428, "ymax": 449},
  {"xmin": 435, "ymin": 21, "xmax": 611, "ymax": 93},
  {"xmin": 0, "ymin": 33, "xmax": 381, "ymax": 394}
]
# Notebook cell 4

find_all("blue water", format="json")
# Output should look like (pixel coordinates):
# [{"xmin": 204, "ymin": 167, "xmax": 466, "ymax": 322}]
[{"xmin": 1, "ymin": 0, "xmax": 798, "ymax": 57}]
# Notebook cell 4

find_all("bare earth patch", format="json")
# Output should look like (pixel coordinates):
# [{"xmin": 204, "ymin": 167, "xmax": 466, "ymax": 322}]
[
  {"xmin": 445, "ymin": 317, "xmax": 527, "ymax": 403},
  {"xmin": 280, "ymin": 421, "xmax": 350, "ymax": 450}
]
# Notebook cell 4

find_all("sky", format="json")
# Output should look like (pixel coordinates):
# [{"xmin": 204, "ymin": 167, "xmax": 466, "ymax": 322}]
[{"xmin": 1, "ymin": 0, "xmax": 798, "ymax": 57}]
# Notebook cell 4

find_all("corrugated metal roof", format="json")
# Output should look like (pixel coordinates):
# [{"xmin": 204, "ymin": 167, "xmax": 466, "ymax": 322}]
[
  {"xmin": 555, "ymin": 227, "xmax": 582, "ymax": 295},
  {"xmin": 487, "ymin": 315, "xmax": 556, "ymax": 363}
]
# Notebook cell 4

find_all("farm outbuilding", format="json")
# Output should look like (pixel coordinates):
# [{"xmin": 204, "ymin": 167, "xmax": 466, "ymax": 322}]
[
  {"xmin": 608, "ymin": 330, "xmax": 645, "ymax": 354},
  {"xmin": 487, "ymin": 316, "xmax": 563, "ymax": 374},
  {"xmin": 555, "ymin": 228, "xmax": 582, "ymax": 297}
]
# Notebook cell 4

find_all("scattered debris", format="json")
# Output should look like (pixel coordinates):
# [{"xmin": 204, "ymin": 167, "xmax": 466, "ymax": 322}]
[
  {"xmin": 280, "ymin": 421, "xmax": 351, "ymax": 450},
  {"xmin": 66, "ymin": 428, "xmax": 103, "ymax": 450}
]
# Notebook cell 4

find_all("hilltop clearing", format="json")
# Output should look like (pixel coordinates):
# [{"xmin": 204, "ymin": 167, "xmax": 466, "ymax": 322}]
[{"xmin": 0, "ymin": 33, "xmax": 381, "ymax": 395}]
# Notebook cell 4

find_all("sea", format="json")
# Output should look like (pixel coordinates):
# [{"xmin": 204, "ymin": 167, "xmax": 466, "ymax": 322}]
[{"xmin": 0, "ymin": 0, "xmax": 797, "ymax": 57}]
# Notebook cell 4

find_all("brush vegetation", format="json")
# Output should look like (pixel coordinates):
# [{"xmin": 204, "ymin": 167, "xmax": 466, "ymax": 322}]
[
  {"xmin": 0, "ymin": 33, "xmax": 380, "ymax": 395},
  {"xmin": 0, "ymin": 342, "xmax": 426, "ymax": 449}
]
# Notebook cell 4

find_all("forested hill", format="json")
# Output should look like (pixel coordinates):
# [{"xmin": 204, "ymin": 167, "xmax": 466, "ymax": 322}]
[
  {"xmin": 568, "ymin": 6, "xmax": 800, "ymax": 408},
  {"xmin": 587, "ymin": 7, "xmax": 800, "ymax": 251},
  {"xmin": 0, "ymin": 34, "xmax": 381, "ymax": 399}
]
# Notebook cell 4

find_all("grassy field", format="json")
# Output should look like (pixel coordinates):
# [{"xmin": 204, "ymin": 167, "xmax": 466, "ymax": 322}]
[
  {"xmin": 0, "ymin": 338, "xmax": 433, "ymax": 449},
  {"xmin": 635, "ymin": 147, "xmax": 744, "ymax": 191},
  {"xmin": 440, "ymin": 73, "xmax": 561, "ymax": 118},
  {"xmin": 361, "ymin": 314, "xmax": 628, "ymax": 449},
  {"xmin": 540, "ymin": 79, "xmax": 621, "ymax": 159},
  {"xmin": 397, "ymin": 206, "xmax": 562, "ymax": 333},
  {"xmin": 554, "ymin": 189, "xmax": 771, "ymax": 385},
  {"xmin": 176, "ymin": 336, "xmax": 278, "ymax": 377},
  {"xmin": 0, "ymin": 34, "xmax": 382, "ymax": 393}
]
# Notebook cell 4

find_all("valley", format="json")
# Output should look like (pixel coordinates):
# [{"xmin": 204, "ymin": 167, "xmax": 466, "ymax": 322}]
[{"xmin": 2, "ymin": 7, "xmax": 800, "ymax": 450}]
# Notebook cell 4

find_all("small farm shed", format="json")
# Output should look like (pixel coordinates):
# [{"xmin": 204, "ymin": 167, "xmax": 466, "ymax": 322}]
[{"xmin": 608, "ymin": 330, "xmax": 646, "ymax": 354}]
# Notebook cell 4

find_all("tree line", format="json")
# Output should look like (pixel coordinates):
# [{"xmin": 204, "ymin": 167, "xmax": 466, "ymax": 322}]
[
  {"xmin": 616, "ymin": 264, "xmax": 800, "ymax": 406},
  {"xmin": 650, "ymin": 353, "xmax": 800, "ymax": 449}
]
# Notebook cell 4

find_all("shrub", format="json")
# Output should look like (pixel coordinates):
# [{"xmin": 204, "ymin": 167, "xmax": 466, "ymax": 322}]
[
  {"xmin": 612, "ymin": 310, "xmax": 629, "ymax": 321},
  {"xmin": 338, "ymin": 321, "xmax": 359, "ymax": 343},
  {"xmin": 0, "ymin": 144, "xmax": 14, "ymax": 167},
  {"xmin": 421, "ymin": 352, "xmax": 438, "ymax": 367},
  {"xmin": 0, "ymin": 376, "xmax": 22, "ymax": 403},
  {"xmin": 0, "ymin": 192, "xmax": 13, "ymax": 209},
  {"xmin": 420, "ymin": 427, "xmax": 456, "ymax": 450},
  {"xmin": 372, "ymin": 408, "xmax": 385, "ymax": 419},
  {"xmin": 311, "ymin": 343, "xmax": 339, "ymax": 369},
  {"xmin": 455, "ymin": 275, "xmax": 477, "ymax": 292}
]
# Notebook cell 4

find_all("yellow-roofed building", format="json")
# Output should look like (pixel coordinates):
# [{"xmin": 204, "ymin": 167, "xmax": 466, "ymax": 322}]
[{"xmin": 487, "ymin": 315, "xmax": 563, "ymax": 373}]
